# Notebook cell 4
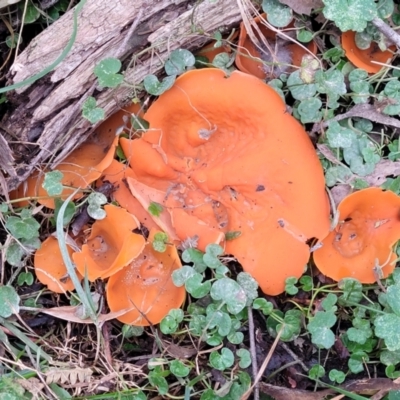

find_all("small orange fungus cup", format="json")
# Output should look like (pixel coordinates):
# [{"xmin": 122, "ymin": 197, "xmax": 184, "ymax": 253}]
[
  {"xmin": 313, "ymin": 188, "xmax": 400, "ymax": 283},
  {"xmin": 119, "ymin": 68, "xmax": 330, "ymax": 295},
  {"xmin": 342, "ymin": 31, "xmax": 395, "ymax": 73},
  {"xmin": 106, "ymin": 229, "xmax": 186, "ymax": 326},
  {"xmin": 72, "ymin": 204, "xmax": 146, "ymax": 281},
  {"xmin": 34, "ymin": 236, "xmax": 82, "ymax": 293},
  {"xmin": 235, "ymin": 13, "xmax": 317, "ymax": 79}
]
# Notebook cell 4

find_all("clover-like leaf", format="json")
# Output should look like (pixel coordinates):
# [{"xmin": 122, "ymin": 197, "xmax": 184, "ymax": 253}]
[
  {"xmin": 287, "ymin": 70, "xmax": 317, "ymax": 100},
  {"xmin": 164, "ymin": 49, "xmax": 195, "ymax": 76},
  {"xmin": 148, "ymin": 202, "xmax": 164, "ymax": 217},
  {"xmin": 210, "ymin": 278, "xmax": 247, "ymax": 314},
  {"xmin": 237, "ymin": 349, "xmax": 251, "ymax": 368},
  {"xmin": 262, "ymin": 0, "xmax": 293, "ymax": 27},
  {"xmin": 170, "ymin": 360, "xmax": 191, "ymax": 378},
  {"xmin": 0, "ymin": 286, "xmax": 20, "ymax": 318},
  {"xmin": 42, "ymin": 170, "xmax": 64, "ymax": 196},
  {"xmin": 87, "ymin": 192, "xmax": 107, "ymax": 220},
  {"xmin": 307, "ymin": 310, "xmax": 337, "ymax": 349},
  {"xmin": 82, "ymin": 97, "xmax": 105, "ymax": 124},
  {"xmin": 209, "ymin": 347, "xmax": 234, "ymax": 371},
  {"xmin": 6, "ymin": 215, "xmax": 40, "ymax": 240},
  {"xmin": 322, "ymin": 0, "xmax": 377, "ymax": 32},
  {"xmin": 94, "ymin": 58, "xmax": 124, "ymax": 88},
  {"xmin": 297, "ymin": 97, "xmax": 322, "ymax": 124},
  {"xmin": 326, "ymin": 121, "xmax": 357, "ymax": 148},
  {"xmin": 144, "ymin": 75, "xmax": 176, "ymax": 96}
]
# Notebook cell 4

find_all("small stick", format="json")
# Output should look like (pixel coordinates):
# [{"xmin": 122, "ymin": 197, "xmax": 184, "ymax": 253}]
[
  {"xmin": 371, "ymin": 17, "xmax": 400, "ymax": 48},
  {"xmin": 247, "ymin": 306, "xmax": 260, "ymax": 400}
]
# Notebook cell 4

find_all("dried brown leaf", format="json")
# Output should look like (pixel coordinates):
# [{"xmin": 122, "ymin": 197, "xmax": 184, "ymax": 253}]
[
  {"xmin": 40, "ymin": 305, "xmax": 131, "ymax": 324},
  {"xmin": 45, "ymin": 367, "xmax": 93, "ymax": 385},
  {"xmin": 331, "ymin": 184, "xmax": 352, "ymax": 207},
  {"xmin": 363, "ymin": 159, "xmax": 400, "ymax": 187},
  {"xmin": 278, "ymin": 0, "xmax": 323, "ymax": 15}
]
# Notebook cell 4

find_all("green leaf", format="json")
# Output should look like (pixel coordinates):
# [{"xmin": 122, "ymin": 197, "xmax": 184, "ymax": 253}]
[
  {"xmin": 209, "ymin": 347, "xmax": 234, "ymax": 371},
  {"xmin": 287, "ymin": 70, "xmax": 317, "ymax": 100},
  {"xmin": 210, "ymin": 278, "xmax": 247, "ymax": 314},
  {"xmin": 17, "ymin": 272, "xmax": 34, "ymax": 286},
  {"xmin": 377, "ymin": 0, "xmax": 394, "ymax": 19},
  {"xmin": 253, "ymin": 298, "xmax": 273, "ymax": 315},
  {"xmin": 148, "ymin": 371, "xmax": 169, "ymax": 395},
  {"xmin": 322, "ymin": 0, "xmax": 377, "ymax": 32},
  {"xmin": 285, "ymin": 277, "xmax": 298, "ymax": 295},
  {"xmin": 87, "ymin": 192, "xmax": 107, "ymax": 220},
  {"xmin": 297, "ymin": 97, "xmax": 322, "ymax": 123},
  {"xmin": 122, "ymin": 324, "xmax": 144, "ymax": 338},
  {"xmin": 148, "ymin": 202, "xmax": 164, "ymax": 217},
  {"xmin": 212, "ymin": 53, "xmax": 232, "ymax": 71},
  {"xmin": 348, "ymin": 351, "xmax": 368, "ymax": 373},
  {"xmin": 42, "ymin": 170, "xmax": 64, "ymax": 196},
  {"xmin": 338, "ymin": 278, "xmax": 363, "ymax": 305},
  {"xmin": 237, "ymin": 349, "xmax": 251, "ymax": 368},
  {"xmin": 206, "ymin": 308, "xmax": 232, "ymax": 336},
  {"xmin": 225, "ymin": 231, "xmax": 241, "ymax": 241},
  {"xmin": 237, "ymin": 272, "xmax": 258, "ymax": 303},
  {"xmin": 375, "ymin": 314, "xmax": 400, "ymax": 351},
  {"xmin": 6, "ymin": 33, "xmax": 21, "ymax": 49},
  {"xmin": 170, "ymin": 360, "xmax": 191, "ymax": 377},
  {"xmin": 307, "ymin": 311, "xmax": 336, "ymax": 349},
  {"xmin": 22, "ymin": 1, "xmax": 40, "ymax": 24},
  {"xmin": 6, "ymin": 242, "xmax": 25, "ymax": 267},
  {"xmin": 164, "ymin": 49, "xmax": 195, "ymax": 75},
  {"xmin": 82, "ymin": 97, "xmax": 105, "ymax": 124},
  {"xmin": 94, "ymin": 58, "xmax": 124, "ymax": 88},
  {"xmin": 297, "ymin": 29, "xmax": 313, "ymax": 43},
  {"xmin": 315, "ymin": 69, "xmax": 346, "ymax": 96},
  {"xmin": 182, "ymin": 248, "xmax": 207, "ymax": 273},
  {"xmin": 322, "ymin": 293, "xmax": 337, "ymax": 312},
  {"xmin": 54, "ymin": 198, "xmax": 76, "ymax": 226},
  {"xmin": 6, "ymin": 215, "xmax": 40, "ymax": 240},
  {"xmin": 262, "ymin": 0, "xmax": 293, "ymax": 27},
  {"xmin": 309, "ymin": 364, "xmax": 325, "ymax": 379},
  {"xmin": 172, "ymin": 265, "xmax": 196, "ymax": 286},
  {"xmin": 186, "ymin": 273, "xmax": 211, "ymax": 298},
  {"xmin": 0, "ymin": 286, "xmax": 20, "ymax": 317},
  {"xmin": 326, "ymin": 121, "xmax": 357, "ymax": 148},
  {"xmin": 277, "ymin": 309, "xmax": 302, "ymax": 341},
  {"xmin": 228, "ymin": 330, "xmax": 244, "ymax": 344},
  {"xmin": 160, "ymin": 309, "xmax": 183, "ymax": 334},
  {"xmin": 144, "ymin": 75, "xmax": 176, "ymax": 96},
  {"xmin": 329, "ymin": 369, "xmax": 346, "ymax": 383},
  {"xmin": 385, "ymin": 284, "xmax": 400, "ymax": 317}
]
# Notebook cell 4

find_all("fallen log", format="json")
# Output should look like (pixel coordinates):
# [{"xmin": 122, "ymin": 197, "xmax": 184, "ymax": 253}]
[{"xmin": 0, "ymin": 0, "xmax": 248, "ymax": 194}]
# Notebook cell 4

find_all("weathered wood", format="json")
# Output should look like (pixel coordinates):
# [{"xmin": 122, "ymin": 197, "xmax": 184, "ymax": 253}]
[{"xmin": 1, "ymin": 0, "xmax": 249, "ymax": 193}]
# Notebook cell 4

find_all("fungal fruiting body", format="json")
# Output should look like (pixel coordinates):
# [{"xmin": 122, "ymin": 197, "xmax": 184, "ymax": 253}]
[
  {"xmin": 120, "ymin": 68, "xmax": 330, "ymax": 295},
  {"xmin": 313, "ymin": 188, "xmax": 400, "ymax": 283},
  {"xmin": 106, "ymin": 229, "xmax": 185, "ymax": 326},
  {"xmin": 341, "ymin": 31, "xmax": 394, "ymax": 73}
]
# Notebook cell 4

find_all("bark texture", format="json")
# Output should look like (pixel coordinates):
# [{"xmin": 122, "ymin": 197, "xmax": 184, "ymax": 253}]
[{"xmin": 0, "ymin": 0, "xmax": 248, "ymax": 193}]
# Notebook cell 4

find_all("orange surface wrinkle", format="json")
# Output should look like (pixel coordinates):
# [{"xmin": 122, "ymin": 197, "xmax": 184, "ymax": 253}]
[
  {"xmin": 342, "ymin": 31, "xmax": 394, "ymax": 73},
  {"xmin": 34, "ymin": 236, "xmax": 81, "ymax": 294},
  {"xmin": 313, "ymin": 188, "xmax": 400, "ymax": 283},
  {"xmin": 106, "ymin": 229, "xmax": 186, "ymax": 326},
  {"xmin": 72, "ymin": 204, "xmax": 146, "ymax": 281},
  {"xmin": 123, "ymin": 68, "xmax": 330, "ymax": 295},
  {"xmin": 235, "ymin": 13, "xmax": 317, "ymax": 79}
]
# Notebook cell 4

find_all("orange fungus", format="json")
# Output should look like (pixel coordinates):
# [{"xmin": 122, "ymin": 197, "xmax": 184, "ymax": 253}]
[
  {"xmin": 342, "ymin": 31, "xmax": 394, "ymax": 74},
  {"xmin": 106, "ymin": 229, "xmax": 186, "ymax": 326},
  {"xmin": 119, "ymin": 68, "xmax": 330, "ymax": 295},
  {"xmin": 313, "ymin": 188, "xmax": 400, "ymax": 283},
  {"xmin": 72, "ymin": 204, "xmax": 146, "ymax": 281},
  {"xmin": 34, "ymin": 236, "xmax": 81, "ymax": 293}
]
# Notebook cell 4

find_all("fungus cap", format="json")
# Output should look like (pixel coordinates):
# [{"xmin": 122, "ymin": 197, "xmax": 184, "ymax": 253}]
[
  {"xmin": 313, "ymin": 188, "xmax": 400, "ymax": 283},
  {"xmin": 72, "ymin": 204, "xmax": 146, "ymax": 281},
  {"xmin": 235, "ymin": 13, "xmax": 317, "ymax": 79},
  {"xmin": 34, "ymin": 236, "xmax": 81, "ymax": 293},
  {"xmin": 342, "ymin": 31, "xmax": 394, "ymax": 73},
  {"xmin": 106, "ymin": 229, "xmax": 186, "ymax": 326},
  {"xmin": 120, "ymin": 68, "xmax": 330, "ymax": 295}
]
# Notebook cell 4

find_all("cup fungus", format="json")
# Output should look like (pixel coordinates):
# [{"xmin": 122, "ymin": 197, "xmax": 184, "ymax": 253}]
[
  {"xmin": 72, "ymin": 204, "xmax": 146, "ymax": 281},
  {"xmin": 34, "ymin": 236, "xmax": 81, "ymax": 293},
  {"xmin": 119, "ymin": 68, "xmax": 330, "ymax": 295},
  {"xmin": 341, "ymin": 31, "xmax": 394, "ymax": 73},
  {"xmin": 11, "ymin": 126, "xmax": 119, "ymax": 209},
  {"xmin": 313, "ymin": 188, "xmax": 400, "ymax": 283},
  {"xmin": 106, "ymin": 229, "xmax": 186, "ymax": 326},
  {"xmin": 235, "ymin": 13, "xmax": 317, "ymax": 79}
]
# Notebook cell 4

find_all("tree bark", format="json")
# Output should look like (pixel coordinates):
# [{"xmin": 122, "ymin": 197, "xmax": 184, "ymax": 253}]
[{"xmin": 0, "ymin": 0, "xmax": 248, "ymax": 194}]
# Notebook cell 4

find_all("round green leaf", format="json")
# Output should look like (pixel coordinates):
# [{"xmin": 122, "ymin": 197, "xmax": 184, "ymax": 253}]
[
  {"xmin": 237, "ymin": 349, "xmax": 251, "ymax": 368},
  {"xmin": 0, "ymin": 286, "xmax": 20, "ymax": 317},
  {"xmin": 209, "ymin": 347, "xmax": 234, "ymax": 371},
  {"xmin": 170, "ymin": 360, "xmax": 191, "ymax": 377},
  {"xmin": 210, "ymin": 278, "xmax": 247, "ymax": 314},
  {"xmin": 287, "ymin": 70, "xmax": 317, "ymax": 100},
  {"xmin": 164, "ymin": 49, "xmax": 195, "ymax": 75},
  {"xmin": 144, "ymin": 75, "xmax": 176, "ymax": 96},
  {"xmin": 297, "ymin": 97, "xmax": 322, "ymax": 123},
  {"xmin": 262, "ymin": 0, "xmax": 293, "ymax": 27},
  {"xmin": 94, "ymin": 58, "xmax": 124, "ymax": 88}
]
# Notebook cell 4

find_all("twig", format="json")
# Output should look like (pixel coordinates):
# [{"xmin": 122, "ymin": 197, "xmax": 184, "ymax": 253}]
[
  {"xmin": 311, "ymin": 103, "xmax": 400, "ymax": 134},
  {"xmin": 371, "ymin": 17, "xmax": 400, "ymax": 48},
  {"xmin": 247, "ymin": 306, "xmax": 260, "ymax": 400}
]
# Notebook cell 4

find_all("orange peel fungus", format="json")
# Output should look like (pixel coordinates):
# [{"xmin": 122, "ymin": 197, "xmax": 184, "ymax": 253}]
[
  {"xmin": 72, "ymin": 204, "xmax": 146, "ymax": 281},
  {"xmin": 120, "ymin": 68, "xmax": 330, "ymax": 295},
  {"xmin": 34, "ymin": 236, "xmax": 82, "ymax": 294},
  {"xmin": 313, "ymin": 188, "xmax": 400, "ymax": 283},
  {"xmin": 106, "ymin": 229, "xmax": 186, "ymax": 326}
]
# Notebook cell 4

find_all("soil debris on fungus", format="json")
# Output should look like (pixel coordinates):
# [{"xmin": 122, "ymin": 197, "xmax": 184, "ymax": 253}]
[
  {"xmin": 313, "ymin": 187, "xmax": 400, "ymax": 283},
  {"xmin": 120, "ymin": 68, "xmax": 330, "ymax": 295}
]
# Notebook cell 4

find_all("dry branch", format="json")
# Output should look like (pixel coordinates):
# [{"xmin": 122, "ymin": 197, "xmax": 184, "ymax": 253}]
[{"xmin": 0, "ymin": 0, "xmax": 249, "ymax": 194}]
